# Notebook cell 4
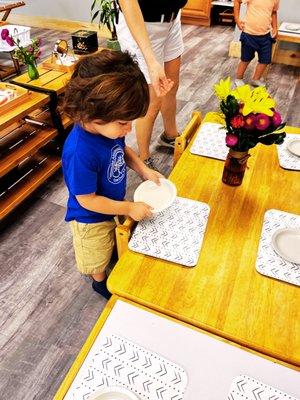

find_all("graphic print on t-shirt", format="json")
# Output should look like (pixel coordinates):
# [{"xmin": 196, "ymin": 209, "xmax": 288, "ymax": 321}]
[{"xmin": 107, "ymin": 144, "xmax": 126, "ymax": 184}]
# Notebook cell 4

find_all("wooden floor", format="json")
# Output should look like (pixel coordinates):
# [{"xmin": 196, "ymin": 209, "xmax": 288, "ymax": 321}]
[{"xmin": 0, "ymin": 24, "xmax": 299, "ymax": 400}]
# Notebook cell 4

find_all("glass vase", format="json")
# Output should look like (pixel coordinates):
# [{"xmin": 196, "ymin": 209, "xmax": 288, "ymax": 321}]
[
  {"xmin": 27, "ymin": 62, "xmax": 39, "ymax": 80},
  {"xmin": 222, "ymin": 149, "xmax": 250, "ymax": 186}
]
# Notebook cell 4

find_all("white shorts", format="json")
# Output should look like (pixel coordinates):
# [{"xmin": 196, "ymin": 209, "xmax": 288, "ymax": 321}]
[{"xmin": 116, "ymin": 11, "xmax": 184, "ymax": 83}]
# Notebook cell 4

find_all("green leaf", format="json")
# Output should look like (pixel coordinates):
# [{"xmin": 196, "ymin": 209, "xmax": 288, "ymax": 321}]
[
  {"xmin": 91, "ymin": 10, "xmax": 100, "ymax": 22},
  {"xmin": 91, "ymin": 0, "xmax": 97, "ymax": 11}
]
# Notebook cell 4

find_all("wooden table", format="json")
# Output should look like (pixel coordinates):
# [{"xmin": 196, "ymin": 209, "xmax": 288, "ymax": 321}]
[
  {"xmin": 273, "ymin": 23, "xmax": 300, "ymax": 68},
  {"xmin": 11, "ymin": 67, "xmax": 72, "ymax": 96},
  {"xmin": 108, "ymin": 115, "xmax": 300, "ymax": 369},
  {"xmin": 11, "ymin": 67, "xmax": 73, "ymax": 135}
]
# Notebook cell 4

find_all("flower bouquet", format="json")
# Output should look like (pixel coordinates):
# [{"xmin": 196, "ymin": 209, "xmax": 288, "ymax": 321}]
[
  {"xmin": 214, "ymin": 77, "xmax": 286, "ymax": 186},
  {"xmin": 1, "ymin": 28, "xmax": 41, "ymax": 80}
]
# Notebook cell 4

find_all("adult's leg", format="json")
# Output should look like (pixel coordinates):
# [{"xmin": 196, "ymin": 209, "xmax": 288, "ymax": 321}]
[
  {"xmin": 160, "ymin": 56, "xmax": 181, "ymax": 138},
  {"xmin": 136, "ymin": 85, "xmax": 161, "ymax": 161}
]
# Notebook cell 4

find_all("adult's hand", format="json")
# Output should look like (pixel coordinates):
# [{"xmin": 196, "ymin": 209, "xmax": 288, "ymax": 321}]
[{"xmin": 148, "ymin": 60, "xmax": 174, "ymax": 97}]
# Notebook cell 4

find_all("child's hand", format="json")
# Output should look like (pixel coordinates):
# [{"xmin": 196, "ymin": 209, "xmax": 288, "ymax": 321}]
[
  {"xmin": 128, "ymin": 202, "xmax": 153, "ymax": 221},
  {"xmin": 271, "ymin": 29, "xmax": 278, "ymax": 39},
  {"xmin": 142, "ymin": 167, "xmax": 164, "ymax": 185},
  {"xmin": 237, "ymin": 19, "xmax": 245, "ymax": 31}
]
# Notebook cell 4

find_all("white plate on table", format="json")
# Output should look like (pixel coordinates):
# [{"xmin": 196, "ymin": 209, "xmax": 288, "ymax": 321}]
[
  {"xmin": 287, "ymin": 138, "xmax": 300, "ymax": 157},
  {"xmin": 88, "ymin": 386, "xmax": 139, "ymax": 400},
  {"xmin": 271, "ymin": 228, "xmax": 300, "ymax": 264},
  {"xmin": 134, "ymin": 178, "xmax": 177, "ymax": 213}
]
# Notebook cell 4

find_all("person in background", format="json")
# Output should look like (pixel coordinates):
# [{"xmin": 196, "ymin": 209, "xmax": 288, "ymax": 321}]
[
  {"xmin": 117, "ymin": 0, "xmax": 188, "ymax": 170},
  {"xmin": 234, "ymin": 0, "xmax": 279, "ymax": 87},
  {"xmin": 62, "ymin": 50, "xmax": 162, "ymax": 299}
]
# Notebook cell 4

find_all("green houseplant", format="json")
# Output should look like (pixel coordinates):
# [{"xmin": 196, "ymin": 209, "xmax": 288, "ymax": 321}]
[{"xmin": 91, "ymin": 0, "xmax": 120, "ymax": 50}]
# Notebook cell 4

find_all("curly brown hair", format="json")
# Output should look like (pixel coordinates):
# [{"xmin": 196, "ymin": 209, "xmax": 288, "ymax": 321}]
[{"xmin": 63, "ymin": 49, "xmax": 149, "ymax": 123}]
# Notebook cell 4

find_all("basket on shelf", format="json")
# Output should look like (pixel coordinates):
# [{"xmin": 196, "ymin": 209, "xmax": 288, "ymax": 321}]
[{"xmin": 0, "ymin": 24, "xmax": 31, "ymax": 52}]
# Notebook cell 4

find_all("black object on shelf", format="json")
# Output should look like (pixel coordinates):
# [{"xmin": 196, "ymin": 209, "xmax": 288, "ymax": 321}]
[{"xmin": 71, "ymin": 30, "xmax": 98, "ymax": 54}]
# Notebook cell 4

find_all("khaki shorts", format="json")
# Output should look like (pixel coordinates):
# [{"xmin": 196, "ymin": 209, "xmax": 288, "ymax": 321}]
[{"xmin": 70, "ymin": 219, "xmax": 116, "ymax": 275}]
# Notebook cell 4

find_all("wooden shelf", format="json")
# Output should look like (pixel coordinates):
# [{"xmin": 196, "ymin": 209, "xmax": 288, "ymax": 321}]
[
  {"xmin": 0, "ymin": 155, "xmax": 61, "ymax": 220},
  {"xmin": 0, "ymin": 127, "xmax": 58, "ymax": 177}
]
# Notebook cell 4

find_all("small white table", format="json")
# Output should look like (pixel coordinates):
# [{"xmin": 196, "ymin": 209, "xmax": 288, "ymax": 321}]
[{"xmin": 55, "ymin": 298, "xmax": 300, "ymax": 400}]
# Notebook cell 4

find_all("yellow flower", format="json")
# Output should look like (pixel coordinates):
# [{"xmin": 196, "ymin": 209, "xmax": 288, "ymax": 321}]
[
  {"xmin": 214, "ymin": 77, "xmax": 232, "ymax": 100},
  {"xmin": 231, "ymin": 85, "xmax": 275, "ymax": 116}
]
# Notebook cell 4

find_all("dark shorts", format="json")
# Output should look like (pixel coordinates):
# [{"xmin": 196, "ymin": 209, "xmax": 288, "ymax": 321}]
[{"xmin": 240, "ymin": 31, "xmax": 275, "ymax": 64}]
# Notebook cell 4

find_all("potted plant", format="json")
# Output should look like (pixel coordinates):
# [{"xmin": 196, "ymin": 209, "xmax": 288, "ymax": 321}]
[{"xmin": 91, "ymin": 0, "xmax": 120, "ymax": 51}]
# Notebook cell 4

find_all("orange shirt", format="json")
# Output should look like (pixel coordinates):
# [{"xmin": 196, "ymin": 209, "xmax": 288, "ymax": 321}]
[{"xmin": 243, "ymin": 0, "xmax": 279, "ymax": 36}]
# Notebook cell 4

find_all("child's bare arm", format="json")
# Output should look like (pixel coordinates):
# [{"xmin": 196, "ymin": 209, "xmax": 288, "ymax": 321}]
[
  {"xmin": 76, "ymin": 193, "xmax": 152, "ymax": 221},
  {"xmin": 124, "ymin": 145, "xmax": 163, "ymax": 184},
  {"xmin": 271, "ymin": 10, "xmax": 278, "ymax": 38},
  {"xmin": 234, "ymin": 0, "xmax": 245, "ymax": 31}
]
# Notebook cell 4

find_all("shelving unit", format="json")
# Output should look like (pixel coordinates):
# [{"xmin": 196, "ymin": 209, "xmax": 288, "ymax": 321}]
[
  {"xmin": 0, "ymin": 84, "xmax": 71, "ymax": 221},
  {"xmin": 0, "ymin": 154, "xmax": 61, "ymax": 220}
]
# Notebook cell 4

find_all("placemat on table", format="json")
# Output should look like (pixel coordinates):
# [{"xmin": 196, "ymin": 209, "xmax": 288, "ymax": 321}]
[
  {"xmin": 128, "ymin": 197, "xmax": 210, "ymax": 267},
  {"xmin": 190, "ymin": 122, "xmax": 227, "ymax": 160},
  {"xmin": 227, "ymin": 374, "xmax": 299, "ymax": 400},
  {"xmin": 256, "ymin": 209, "xmax": 300, "ymax": 286},
  {"xmin": 64, "ymin": 334, "xmax": 188, "ymax": 400},
  {"xmin": 277, "ymin": 134, "xmax": 300, "ymax": 171}
]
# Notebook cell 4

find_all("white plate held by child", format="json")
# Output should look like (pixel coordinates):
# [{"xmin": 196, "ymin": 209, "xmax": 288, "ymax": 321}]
[
  {"xmin": 133, "ymin": 178, "xmax": 177, "ymax": 213},
  {"xmin": 88, "ymin": 386, "xmax": 140, "ymax": 400}
]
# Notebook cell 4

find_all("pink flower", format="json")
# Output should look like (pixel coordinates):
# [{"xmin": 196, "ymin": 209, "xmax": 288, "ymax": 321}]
[
  {"xmin": 272, "ymin": 111, "xmax": 282, "ymax": 127},
  {"xmin": 255, "ymin": 114, "xmax": 270, "ymax": 130},
  {"xmin": 28, "ymin": 46, "xmax": 34, "ymax": 53},
  {"xmin": 226, "ymin": 134, "xmax": 238, "ymax": 147},
  {"xmin": 230, "ymin": 114, "xmax": 245, "ymax": 129},
  {"xmin": 1, "ymin": 28, "xmax": 9, "ymax": 40},
  {"xmin": 244, "ymin": 113, "xmax": 256, "ymax": 130},
  {"xmin": 5, "ymin": 36, "xmax": 14, "ymax": 47}
]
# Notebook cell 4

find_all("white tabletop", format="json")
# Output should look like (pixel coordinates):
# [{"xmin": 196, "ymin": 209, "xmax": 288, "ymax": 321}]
[
  {"xmin": 279, "ymin": 22, "xmax": 300, "ymax": 38},
  {"xmin": 66, "ymin": 300, "xmax": 300, "ymax": 399},
  {"xmin": 211, "ymin": 1, "xmax": 234, "ymax": 7}
]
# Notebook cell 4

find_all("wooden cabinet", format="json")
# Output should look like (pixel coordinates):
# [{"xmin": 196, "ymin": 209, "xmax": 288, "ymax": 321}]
[{"xmin": 182, "ymin": 0, "xmax": 212, "ymax": 26}]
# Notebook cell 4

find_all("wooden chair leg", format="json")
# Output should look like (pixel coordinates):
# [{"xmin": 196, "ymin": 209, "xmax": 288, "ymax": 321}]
[
  {"xmin": 173, "ymin": 111, "xmax": 202, "ymax": 167},
  {"xmin": 115, "ymin": 217, "xmax": 135, "ymax": 259}
]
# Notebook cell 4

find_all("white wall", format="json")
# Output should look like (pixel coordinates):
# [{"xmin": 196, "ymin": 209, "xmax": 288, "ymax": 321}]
[{"xmin": 11, "ymin": 0, "xmax": 91, "ymax": 22}]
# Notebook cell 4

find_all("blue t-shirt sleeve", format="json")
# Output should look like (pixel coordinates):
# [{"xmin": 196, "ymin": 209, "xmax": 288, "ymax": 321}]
[{"xmin": 67, "ymin": 151, "xmax": 99, "ymax": 195}]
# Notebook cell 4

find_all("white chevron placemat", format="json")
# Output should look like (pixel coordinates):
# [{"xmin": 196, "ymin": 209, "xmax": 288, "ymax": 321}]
[
  {"xmin": 277, "ymin": 134, "xmax": 300, "ymax": 171},
  {"xmin": 227, "ymin": 375, "xmax": 299, "ymax": 400},
  {"xmin": 256, "ymin": 209, "xmax": 300, "ymax": 286},
  {"xmin": 64, "ymin": 334, "xmax": 188, "ymax": 400},
  {"xmin": 190, "ymin": 122, "xmax": 227, "ymax": 160},
  {"xmin": 128, "ymin": 197, "xmax": 210, "ymax": 267}
]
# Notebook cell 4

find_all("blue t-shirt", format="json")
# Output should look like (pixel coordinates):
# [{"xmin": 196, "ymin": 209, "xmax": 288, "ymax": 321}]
[{"xmin": 62, "ymin": 123, "xmax": 127, "ymax": 223}]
